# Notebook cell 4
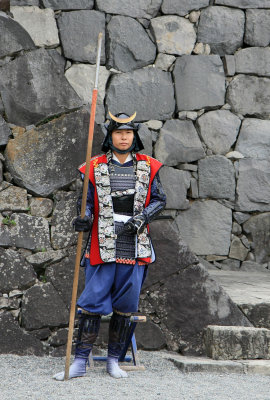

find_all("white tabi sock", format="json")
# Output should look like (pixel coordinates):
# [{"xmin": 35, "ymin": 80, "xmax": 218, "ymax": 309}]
[
  {"xmin": 53, "ymin": 357, "xmax": 87, "ymax": 381},
  {"xmin": 106, "ymin": 356, "xmax": 128, "ymax": 379}
]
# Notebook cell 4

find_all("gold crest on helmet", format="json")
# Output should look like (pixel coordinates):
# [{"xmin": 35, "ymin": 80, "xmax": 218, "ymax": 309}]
[{"xmin": 108, "ymin": 111, "xmax": 137, "ymax": 124}]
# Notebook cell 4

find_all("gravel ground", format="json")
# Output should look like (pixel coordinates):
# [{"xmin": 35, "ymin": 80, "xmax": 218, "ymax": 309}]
[{"xmin": 0, "ymin": 351, "xmax": 270, "ymax": 400}]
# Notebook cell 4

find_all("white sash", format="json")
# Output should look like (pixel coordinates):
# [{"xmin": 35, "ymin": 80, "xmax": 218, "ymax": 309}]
[{"xmin": 113, "ymin": 213, "xmax": 131, "ymax": 223}]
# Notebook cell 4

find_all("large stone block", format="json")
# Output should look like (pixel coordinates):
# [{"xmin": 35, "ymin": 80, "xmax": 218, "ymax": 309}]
[
  {"xmin": 65, "ymin": 64, "xmax": 110, "ymax": 124},
  {"xmin": 215, "ymin": 0, "xmax": 270, "ymax": 7},
  {"xmin": 107, "ymin": 16, "xmax": 156, "ymax": 72},
  {"xmin": 236, "ymin": 159, "xmax": 270, "ymax": 212},
  {"xmin": 196, "ymin": 110, "xmax": 241, "ymax": 155},
  {"xmin": 0, "ymin": 115, "xmax": 11, "ymax": 146},
  {"xmin": 154, "ymin": 53, "xmax": 176, "ymax": 71},
  {"xmin": 0, "ymin": 248, "xmax": 36, "ymax": 293},
  {"xmin": 198, "ymin": 155, "xmax": 235, "ymax": 200},
  {"xmin": 159, "ymin": 166, "xmax": 190, "ymax": 210},
  {"xmin": 243, "ymin": 213, "xmax": 270, "ymax": 264},
  {"xmin": 229, "ymin": 236, "xmax": 249, "ymax": 262},
  {"xmin": 0, "ymin": 48, "xmax": 82, "ymax": 126},
  {"xmin": 57, "ymin": 10, "xmax": 105, "ymax": 64},
  {"xmin": 173, "ymin": 56, "xmax": 225, "ymax": 111},
  {"xmin": 29, "ymin": 197, "xmax": 53, "ymax": 217},
  {"xmin": 0, "ymin": 213, "xmax": 51, "ymax": 251},
  {"xmin": 233, "ymin": 212, "xmax": 251, "ymax": 225},
  {"xmin": 137, "ymin": 124, "xmax": 153, "ymax": 156},
  {"xmin": 45, "ymin": 248, "xmax": 85, "ymax": 307},
  {"xmin": 26, "ymin": 249, "xmax": 67, "ymax": 268},
  {"xmin": 155, "ymin": 119, "xmax": 205, "ymax": 166},
  {"xmin": 135, "ymin": 320, "xmax": 166, "ymax": 350},
  {"xmin": 235, "ymin": 119, "xmax": 270, "ymax": 159},
  {"xmin": 245, "ymin": 9, "xmax": 270, "ymax": 47},
  {"xmin": 144, "ymin": 220, "xmax": 199, "ymax": 289},
  {"xmin": 0, "ymin": 185, "xmax": 28, "ymax": 211},
  {"xmin": 175, "ymin": 200, "xmax": 232, "ymax": 256},
  {"xmin": 21, "ymin": 283, "xmax": 69, "ymax": 330},
  {"xmin": 150, "ymin": 15, "xmax": 196, "ymax": 56},
  {"xmin": 11, "ymin": 6, "xmax": 59, "ymax": 47},
  {"xmin": 169, "ymin": 354, "xmax": 244, "ymax": 374},
  {"xmin": 106, "ymin": 67, "xmax": 175, "ymax": 121},
  {"xmin": 198, "ymin": 6, "xmax": 244, "ymax": 55},
  {"xmin": 0, "ymin": 311, "xmax": 44, "ymax": 355},
  {"xmin": 51, "ymin": 192, "xmax": 77, "ymax": 250},
  {"xmin": 0, "ymin": 13, "xmax": 35, "ymax": 58},
  {"xmin": 96, "ymin": 0, "xmax": 162, "ymax": 19},
  {"xmin": 41, "ymin": 0, "xmax": 94, "ymax": 9},
  {"xmin": 227, "ymin": 75, "xmax": 270, "ymax": 119},
  {"xmin": 240, "ymin": 303, "xmax": 270, "ymax": 330},
  {"xmin": 235, "ymin": 48, "xmax": 270, "ymax": 77},
  {"xmin": 5, "ymin": 109, "xmax": 104, "ymax": 197},
  {"xmin": 145, "ymin": 264, "xmax": 250, "ymax": 354},
  {"xmin": 161, "ymin": 0, "xmax": 209, "ymax": 16},
  {"xmin": 204, "ymin": 325, "xmax": 270, "ymax": 360}
]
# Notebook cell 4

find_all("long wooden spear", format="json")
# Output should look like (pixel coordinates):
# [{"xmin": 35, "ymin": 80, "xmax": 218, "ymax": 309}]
[{"xmin": 64, "ymin": 32, "xmax": 103, "ymax": 381}]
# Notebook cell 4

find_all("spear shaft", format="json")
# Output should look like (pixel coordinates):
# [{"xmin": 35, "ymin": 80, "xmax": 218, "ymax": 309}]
[{"xmin": 64, "ymin": 33, "xmax": 103, "ymax": 381}]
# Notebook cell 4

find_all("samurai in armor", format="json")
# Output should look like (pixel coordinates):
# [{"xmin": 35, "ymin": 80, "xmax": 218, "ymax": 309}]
[{"xmin": 53, "ymin": 112, "xmax": 166, "ymax": 380}]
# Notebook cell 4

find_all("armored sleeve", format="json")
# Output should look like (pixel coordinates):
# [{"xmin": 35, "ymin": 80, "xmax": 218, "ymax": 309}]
[
  {"xmin": 142, "ymin": 171, "xmax": 166, "ymax": 223},
  {"xmin": 77, "ymin": 173, "xmax": 95, "ymax": 217}
]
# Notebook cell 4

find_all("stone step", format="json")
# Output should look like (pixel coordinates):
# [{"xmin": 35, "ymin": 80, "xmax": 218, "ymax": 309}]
[
  {"xmin": 204, "ymin": 325, "xmax": 270, "ymax": 360},
  {"xmin": 165, "ymin": 353, "xmax": 270, "ymax": 376},
  {"xmin": 208, "ymin": 270, "xmax": 270, "ymax": 329}
]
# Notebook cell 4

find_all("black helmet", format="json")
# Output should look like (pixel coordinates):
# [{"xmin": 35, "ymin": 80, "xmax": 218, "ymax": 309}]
[{"xmin": 101, "ymin": 112, "xmax": 144, "ymax": 153}]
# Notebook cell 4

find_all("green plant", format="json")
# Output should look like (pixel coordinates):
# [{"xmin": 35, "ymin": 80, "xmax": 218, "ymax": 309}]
[
  {"xmin": 1, "ymin": 216, "xmax": 16, "ymax": 226},
  {"xmin": 35, "ymin": 247, "xmax": 47, "ymax": 253},
  {"xmin": 40, "ymin": 275, "xmax": 47, "ymax": 283}
]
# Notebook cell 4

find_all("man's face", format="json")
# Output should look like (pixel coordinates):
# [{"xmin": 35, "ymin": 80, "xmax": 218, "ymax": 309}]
[{"xmin": 111, "ymin": 129, "xmax": 134, "ymax": 151}]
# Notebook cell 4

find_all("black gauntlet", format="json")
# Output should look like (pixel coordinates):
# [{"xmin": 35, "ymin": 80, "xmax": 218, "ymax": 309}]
[{"xmin": 117, "ymin": 214, "xmax": 146, "ymax": 237}]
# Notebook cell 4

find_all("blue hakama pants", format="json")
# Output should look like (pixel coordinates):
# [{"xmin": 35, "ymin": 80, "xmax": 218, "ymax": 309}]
[{"xmin": 77, "ymin": 260, "xmax": 146, "ymax": 315}]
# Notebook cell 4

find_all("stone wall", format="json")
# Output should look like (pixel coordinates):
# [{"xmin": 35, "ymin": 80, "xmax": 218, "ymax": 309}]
[{"xmin": 0, "ymin": 0, "xmax": 269, "ymax": 356}]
